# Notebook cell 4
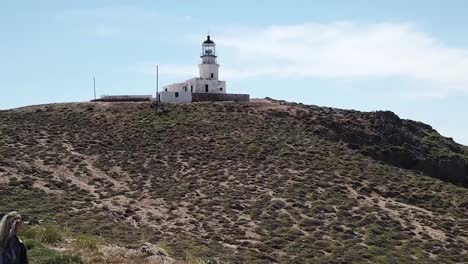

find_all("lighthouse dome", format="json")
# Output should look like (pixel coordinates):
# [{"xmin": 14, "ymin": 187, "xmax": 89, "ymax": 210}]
[{"xmin": 203, "ymin": 35, "xmax": 215, "ymax": 44}]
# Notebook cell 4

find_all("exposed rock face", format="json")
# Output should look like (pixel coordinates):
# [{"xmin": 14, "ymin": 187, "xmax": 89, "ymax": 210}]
[
  {"xmin": 438, "ymin": 156, "xmax": 468, "ymax": 184},
  {"xmin": 271, "ymin": 100, "xmax": 468, "ymax": 187}
]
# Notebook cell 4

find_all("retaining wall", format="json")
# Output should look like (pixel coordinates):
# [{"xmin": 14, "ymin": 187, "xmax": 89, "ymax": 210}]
[{"xmin": 192, "ymin": 93, "xmax": 250, "ymax": 102}]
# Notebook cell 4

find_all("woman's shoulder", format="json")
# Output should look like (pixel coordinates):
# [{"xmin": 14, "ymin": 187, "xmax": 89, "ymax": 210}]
[
  {"xmin": 11, "ymin": 235, "xmax": 22, "ymax": 245},
  {"xmin": 8, "ymin": 235, "xmax": 25, "ymax": 249}
]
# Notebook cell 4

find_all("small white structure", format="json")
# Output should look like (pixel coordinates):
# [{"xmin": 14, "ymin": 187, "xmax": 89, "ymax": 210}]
[
  {"xmin": 93, "ymin": 95, "xmax": 153, "ymax": 102},
  {"xmin": 159, "ymin": 36, "xmax": 227, "ymax": 103},
  {"xmin": 158, "ymin": 91, "xmax": 192, "ymax": 103}
]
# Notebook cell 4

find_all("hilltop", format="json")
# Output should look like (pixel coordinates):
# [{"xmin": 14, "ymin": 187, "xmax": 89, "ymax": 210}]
[{"xmin": 0, "ymin": 99, "xmax": 467, "ymax": 263}]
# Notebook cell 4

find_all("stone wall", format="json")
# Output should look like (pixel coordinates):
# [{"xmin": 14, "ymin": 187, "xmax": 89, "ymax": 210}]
[
  {"xmin": 92, "ymin": 95, "xmax": 152, "ymax": 102},
  {"xmin": 192, "ymin": 93, "xmax": 250, "ymax": 102}
]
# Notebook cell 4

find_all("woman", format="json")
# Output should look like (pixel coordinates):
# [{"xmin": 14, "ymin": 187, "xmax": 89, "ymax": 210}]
[{"xmin": 0, "ymin": 212, "xmax": 28, "ymax": 264}]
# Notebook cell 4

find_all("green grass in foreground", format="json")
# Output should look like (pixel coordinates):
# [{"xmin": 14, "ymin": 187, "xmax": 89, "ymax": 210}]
[
  {"xmin": 24, "ymin": 239, "xmax": 82, "ymax": 264},
  {"xmin": 21, "ymin": 225, "xmax": 83, "ymax": 264}
]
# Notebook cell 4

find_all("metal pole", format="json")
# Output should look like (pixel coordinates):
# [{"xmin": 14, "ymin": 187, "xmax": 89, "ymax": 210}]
[
  {"xmin": 155, "ymin": 65, "xmax": 159, "ymax": 104},
  {"xmin": 94, "ymin": 77, "xmax": 96, "ymax": 100},
  {"xmin": 156, "ymin": 65, "xmax": 159, "ymax": 101}
]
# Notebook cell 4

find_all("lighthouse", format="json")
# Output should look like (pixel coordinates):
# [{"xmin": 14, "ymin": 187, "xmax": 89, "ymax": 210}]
[
  {"xmin": 199, "ymin": 35, "xmax": 220, "ymax": 82},
  {"xmin": 158, "ymin": 35, "xmax": 249, "ymax": 103}
]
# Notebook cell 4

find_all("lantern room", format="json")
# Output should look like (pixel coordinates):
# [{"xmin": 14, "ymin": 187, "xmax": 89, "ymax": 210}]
[{"xmin": 201, "ymin": 35, "xmax": 217, "ymax": 64}]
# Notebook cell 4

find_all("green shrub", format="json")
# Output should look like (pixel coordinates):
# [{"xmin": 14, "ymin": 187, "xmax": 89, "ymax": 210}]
[
  {"xmin": 23, "ymin": 239, "xmax": 41, "ymax": 250},
  {"xmin": 21, "ymin": 226, "xmax": 40, "ymax": 240},
  {"xmin": 40, "ymin": 225, "xmax": 64, "ymax": 244},
  {"xmin": 21, "ymin": 224, "xmax": 64, "ymax": 244},
  {"xmin": 74, "ymin": 233, "xmax": 98, "ymax": 250}
]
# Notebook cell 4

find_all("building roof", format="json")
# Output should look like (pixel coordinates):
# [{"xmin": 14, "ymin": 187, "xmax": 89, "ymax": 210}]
[{"xmin": 203, "ymin": 35, "xmax": 215, "ymax": 44}]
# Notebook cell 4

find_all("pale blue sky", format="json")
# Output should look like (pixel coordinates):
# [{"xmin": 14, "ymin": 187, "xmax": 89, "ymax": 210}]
[{"xmin": 1, "ymin": 1, "xmax": 467, "ymax": 145}]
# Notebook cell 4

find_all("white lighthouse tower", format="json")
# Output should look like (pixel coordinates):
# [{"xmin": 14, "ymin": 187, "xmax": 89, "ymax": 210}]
[
  {"xmin": 158, "ymin": 35, "xmax": 248, "ymax": 103},
  {"xmin": 199, "ymin": 35, "xmax": 220, "ymax": 81},
  {"xmin": 189, "ymin": 35, "xmax": 226, "ymax": 94}
]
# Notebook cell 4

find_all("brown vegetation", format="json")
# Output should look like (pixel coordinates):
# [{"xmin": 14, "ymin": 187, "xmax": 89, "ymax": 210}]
[{"xmin": 0, "ymin": 99, "xmax": 467, "ymax": 263}]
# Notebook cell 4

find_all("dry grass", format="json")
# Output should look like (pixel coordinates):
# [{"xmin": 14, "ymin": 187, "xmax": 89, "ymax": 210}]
[
  {"xmin": 1, "ymin": 100, "xmax": 467, "ymax": 263},
  {"xmin": 65, "ymin": 244, "xmax": 176, "ymax": 264}
]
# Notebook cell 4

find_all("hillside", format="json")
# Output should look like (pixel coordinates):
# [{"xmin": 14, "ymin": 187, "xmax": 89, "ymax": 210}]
[
  {"xmin": 282, "ymin": 99, "xmax": 468, "ymax": 187},
  {"xmin": 0, "ymin": 99, "xmax": 467, "ymax": 263}
]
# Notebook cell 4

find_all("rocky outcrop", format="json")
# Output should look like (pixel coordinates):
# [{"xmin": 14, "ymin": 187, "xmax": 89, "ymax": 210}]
[
  {"xmin": 139, "ymin": 243, "xmax": 174, "ymax": 263},
  {"xmin": 270, "ymin": 99, "xmax": 468, "ymax": 187},
  {"xmin": 438, "ymin": 156, "xmax": 468, "ymax": 185}
]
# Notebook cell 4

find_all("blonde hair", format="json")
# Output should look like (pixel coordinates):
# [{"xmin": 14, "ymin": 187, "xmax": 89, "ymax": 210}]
[{"xmin": 0, "ymin": 211, "xmax": 22, "ymax": 249}]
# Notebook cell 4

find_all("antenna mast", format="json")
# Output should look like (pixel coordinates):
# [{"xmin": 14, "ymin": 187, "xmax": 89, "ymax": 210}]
[
  {"xmin": 93, "ymin": 77, "xmax": 96, "ymax": 100},
  {"xmin": 156, "ymin": 65, "xmax": 159, "ymax": 105},
  {"xmin": 156, "ymin": 65, "xmax": 159, "ymax": 103}
]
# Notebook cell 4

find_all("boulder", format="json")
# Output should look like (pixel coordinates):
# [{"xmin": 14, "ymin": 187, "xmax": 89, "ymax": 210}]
[{"xmin": 139, "ymin": 242, "xmax": 174, "ymax": 263}]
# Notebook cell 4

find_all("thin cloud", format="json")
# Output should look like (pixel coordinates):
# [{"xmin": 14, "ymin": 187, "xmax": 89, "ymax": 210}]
[
  {"xmin": 135, "ymin": 21, "xmax": 468, "ymax": 97},
  {"xmin": 134, "ymin": 63, "xmax": 198, "ymax": 78},
  {"xmin": 213, "ymin": 22, "xmax": 468, "ymax": 95}
]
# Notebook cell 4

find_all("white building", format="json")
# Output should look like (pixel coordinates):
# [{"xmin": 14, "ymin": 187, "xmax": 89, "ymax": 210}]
[{"xmin": 158, "ymin": 35, "xmax": 229, "ymax": 103}]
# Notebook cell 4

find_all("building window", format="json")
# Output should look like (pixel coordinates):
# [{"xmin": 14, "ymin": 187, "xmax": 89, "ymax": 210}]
[
  {"xmin": 165, "ymin": 88, "xmax": 167, "ymax": 92},
  {"xmin": 205, "ymin": 84, "xmax": 209, "ymax": 93},
  {"xmin": 211, "ymin": 73, "xmax": 214, "ymax": 78},
  {"xmin": 219, "ymin": 87, "xmax": 223, "ymax": 91},
  {"xmin": 191, "ymin": 85, "xmax": 193, "ymax": 92},
  {"xmin": 184, "ymin": 86, "xmax": 187, "ymax": 92},
  {"xmin": 175, "ymin": 92, "xmax": 179, "ymax": 98}
]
